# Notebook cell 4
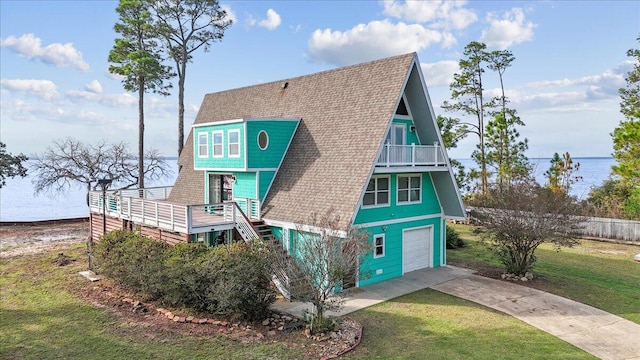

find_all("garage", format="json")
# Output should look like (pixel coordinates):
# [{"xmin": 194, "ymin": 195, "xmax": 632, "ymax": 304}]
[{"xmin": 402, "ymin": 227, "xmax": 432, "ymax": 274}]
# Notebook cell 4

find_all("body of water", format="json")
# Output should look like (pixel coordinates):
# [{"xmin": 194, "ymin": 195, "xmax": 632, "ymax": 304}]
[{"xmin": 0, "ymin": 158, "xmax": 616, "ymax": 222}]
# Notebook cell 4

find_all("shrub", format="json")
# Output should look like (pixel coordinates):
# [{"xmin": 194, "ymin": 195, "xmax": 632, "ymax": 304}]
[
  {"xmin": 446, "ymin": 226, "xmax": 465, "ymax": 249},
  {"xmin": 95, "ymin": 230, "xmax": 276, "ymax": 320}
]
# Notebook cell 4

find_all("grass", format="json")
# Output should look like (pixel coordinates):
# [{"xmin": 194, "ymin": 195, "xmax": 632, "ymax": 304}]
[
  {"xmin": 447, "ymin": 224, "xmax": 640, "ymax": 324},
  {"xmin": 1, "ymin": 242, "xmax": 595, "ymax": 359},
  {"xmin": 348, "ymin": 289, "xmax": 594, "ymax": 359}
]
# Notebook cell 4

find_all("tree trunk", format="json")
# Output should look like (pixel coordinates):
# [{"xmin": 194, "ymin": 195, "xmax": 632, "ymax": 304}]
[
  {"xmin": 177, "ymin": 56, "xmax": 187, "ymax": 158},
  {"xmin": 138, "ymin": 79, "xmax": 145, "ymax": 190}
]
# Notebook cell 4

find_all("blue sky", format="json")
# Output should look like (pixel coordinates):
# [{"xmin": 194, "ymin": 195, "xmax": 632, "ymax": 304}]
[{"xmin": 1, "ymin": 0, "xmax": 638, "ymax": 160}]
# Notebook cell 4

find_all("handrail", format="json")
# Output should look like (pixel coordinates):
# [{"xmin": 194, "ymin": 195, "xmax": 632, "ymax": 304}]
[
  {"xmin": 232, "ymin": 202, "xmax": 261, "ymax": 241},
  {"xmin": 376, "ymin": 144, "xmax": 446, "ymax": 167}
]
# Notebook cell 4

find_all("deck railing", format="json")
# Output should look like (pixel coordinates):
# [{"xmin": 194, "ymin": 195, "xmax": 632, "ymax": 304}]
[
  {"xmin": 376, "ymin": 144, "xmax": 446, "ymax": 167},
  {"xmin": 89, "ymin": 186, "xmax": 260, "ymax": 237},
  {"xmin": 234, "ymin": 197, "xmax": 261, "ymax": 219}
]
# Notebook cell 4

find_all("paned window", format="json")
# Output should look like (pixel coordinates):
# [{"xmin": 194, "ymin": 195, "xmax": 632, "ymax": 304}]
[
  {"xmin": 363, "ymin": 176, "xmax": 390, "ymax": 207},
  {"xmin": 228, "ymin": 130, "xmax": 240, "ymax": 157},
  {"xmin": 374, "ymin": 234, "xmax": 385, "ymax": 258},
  {"xmin": 198, "ymin": 133, "xmax": 208, "ymax": 158},
  {"xmin": 397, "ymin": 175, "xmax": 421, "ymax": 204},
  {"xmin": 212, "ymin": 131, "xmax": 223, "ymax": 157}
]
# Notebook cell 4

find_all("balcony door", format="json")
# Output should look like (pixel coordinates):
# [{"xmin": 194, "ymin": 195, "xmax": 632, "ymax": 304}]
[
  {"xmin": 209, "ymin": 174, "xmax": 223, "ymax": 204},
  {"xmin": 385, "ymin": 124, "xmax": 406, "ymax": 163}
]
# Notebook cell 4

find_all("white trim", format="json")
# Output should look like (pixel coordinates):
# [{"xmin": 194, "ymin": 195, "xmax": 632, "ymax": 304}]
[
  {"xmin": 193, "ymin": 118, "xmax": 244, "ymax": 127},
  {"xmin": 255, "ymin": 171, "xmax": 260, "ymax": 199},
  {"xmin": 355, "ymin": 213, "xmax": 442, "ymax": 229},
  {"xmin": 373, "ymin": 166, "xmax": 448, "ymax": 173},
  {"xmin": 228, "ymin": 129, "xmax": 240, "ymax": 158},
  {"xmin": 197, "ymin": 132, "xmax": 209, "ymax": 158},
  {"xmin": 373, "ymin": 233, "xmax": 385, "ymax": 259},
  {"xmin": 212, "ymin": 130, "xmax": 223, "ymax": 158},
  {"xmin": 362, "ymin": 175, "xmax": 390, "ymax": 208},
  {"xmin": 194, "ymin": 166, "xmax": 278, "ymax": 172},
  {"xmin": 257, "ymin": 130, "xmax": 269, "ymax": 150},
  {"xmin": 243, "ymin": 122, "xmax": 248, "ymax": 166},
  {"xmin": 262, "ymin": 218, "xmax": 348, "ymax": 238},
  {"xmin": 396, "ymin": 174, "xmax": 422, "ymax": 205},
  {"xmin": 246, "ymin": 117, "xmax": 301, "ymax": 122},
  {"xmin": 402, "ymin": 225, "xmax": 434, "ymax": 274},
  {"xmin": 441, "ymin": 218, "xmax": 445, "ymax": 265}
]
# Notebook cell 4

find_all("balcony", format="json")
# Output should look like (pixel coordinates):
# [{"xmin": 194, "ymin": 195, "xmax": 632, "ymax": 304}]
[
  {"xmin": 375, "ymin": 144, "xmax": 448, "ymax": 172},
  {"xmin": 88, "ymin": 186, "xmax": 260, "ymax": 239}
]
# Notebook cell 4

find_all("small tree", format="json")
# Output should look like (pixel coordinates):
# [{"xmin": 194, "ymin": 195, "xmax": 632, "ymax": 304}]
[
  {"xmin": 270, "ymin": 209, "xmax": 371, "ymax": 333},
  {"xmin": 544, "ymin": 152, "xmax": 582, "ymax": 195},
  {"xmin": 30, "ymin": 138, "xmax": 171, "ymax": 196},
  {"xmin": 0, "ymin": 141, "xmax": 28, "ymax": 188},
  {"xmin": 470, "ymin": 180, "xmax": 583, "ymax": 277}
]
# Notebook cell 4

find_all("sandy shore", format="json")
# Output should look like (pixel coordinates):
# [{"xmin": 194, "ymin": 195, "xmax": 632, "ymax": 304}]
[{"xmin": 0, "ymin": 221, "xmax": 89, "ymax": 258}]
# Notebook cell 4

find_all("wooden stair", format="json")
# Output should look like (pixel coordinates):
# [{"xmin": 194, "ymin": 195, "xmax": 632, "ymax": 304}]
[{"xmin": 251, "ymin": 220, "xmax": 274, "ymax": 242}]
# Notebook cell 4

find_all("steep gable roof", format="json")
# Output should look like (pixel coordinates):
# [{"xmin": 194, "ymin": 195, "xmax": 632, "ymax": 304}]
[{"xmin": 170, "ymin": 53, "xmax": 417, "ymax": 228}]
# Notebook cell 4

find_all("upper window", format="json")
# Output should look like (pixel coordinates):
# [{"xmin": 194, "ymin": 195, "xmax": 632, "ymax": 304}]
[
  {"xmin": 212, "ymin": 131, "xmax": 223, "ymax": 157},
  {"xmin": 374, "ymin": 234, "xmax": 385, "ymax": 258},
  {"xmin": 398, "ymin": 174, "xmax": 421, "ymax": 204},
  {"xmin": 363, "ymin": 176, "xmax": 390, "ymax": 207},
  {"xmin": 197, "ymin": 132, "xmax": 208, "ymax": 158},
  {"xmin": 228, "ymin": 130, "xmax": 240, "ymax": 157},
  {"xmin": 258, "ymin": 130, "xmax": 269, "ymax": 150},
  {"xmin": 396, "ymin": 97, "xmax": 409, "ymax": 116}
]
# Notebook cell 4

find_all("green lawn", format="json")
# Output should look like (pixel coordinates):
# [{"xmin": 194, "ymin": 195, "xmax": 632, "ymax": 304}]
[
  {"xmin": 447, "ymin": 224, "xmax": 640, "ymax": 324},
  {"xmin": 1, "ymin": 241, "xmax": 594, "ymax": 359}
]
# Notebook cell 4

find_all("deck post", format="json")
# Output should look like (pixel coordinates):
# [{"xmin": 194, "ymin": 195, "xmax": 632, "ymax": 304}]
[
  {"xmin": 386, "ymin": 144, "xmax": 390, "ymax": 167},
  {"xmin": 411, "ymin": 143, "xmax": 416, "ymax": 166}
]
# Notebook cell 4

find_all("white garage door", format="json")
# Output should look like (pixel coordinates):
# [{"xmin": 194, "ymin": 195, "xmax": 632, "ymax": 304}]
[{"xmin": 402, "ymin": 227, "xmax": 432, "ymax": 274}]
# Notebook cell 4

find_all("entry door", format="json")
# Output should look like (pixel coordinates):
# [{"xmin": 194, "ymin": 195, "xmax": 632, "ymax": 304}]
[{"xmin": 209, "ymin": 174, "xmax": 222, "ymax": 204}]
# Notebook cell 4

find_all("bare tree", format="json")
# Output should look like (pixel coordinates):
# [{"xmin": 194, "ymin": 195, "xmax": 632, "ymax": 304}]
[
  {"xmin": 269, "ymin": 209, "xmax": 371, "ymax": 333},
  {"xmin": 470, "ymin": 179, "xmax": 584, "ymax": 277},
  {"xmin": 30, "ymin": 138, "xmax": 172, "ymax": 196}
]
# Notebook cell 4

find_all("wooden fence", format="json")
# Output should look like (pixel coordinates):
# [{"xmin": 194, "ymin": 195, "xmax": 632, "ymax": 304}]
[{"xmin": 578, "ymin": 216, "xmax": 640, "ymax": 244}]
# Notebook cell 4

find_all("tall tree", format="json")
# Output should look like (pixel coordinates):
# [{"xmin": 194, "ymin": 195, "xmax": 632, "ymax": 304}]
[
  {"xmin": 0, "ymin": 142, "xmax": 28, "ymax": 188},
  {"xmin": 151, "ymin": 0, "xmax": 232, "ymax": 157},
  {"xmin": 109, "ymin": 0, "xmax": 173, "ymax": 189},
  {"xmin": 484, "ymin": 110, "xmax": 530, "ymax": 191},
  {"xmin": 442, "ymin": 41, "xmax": 494, "ymax": 194},
  {"xmin": 436, "ymin": 115, "xmax": 472, "ymax": 191},
  {"xmin": 614, "ymin": 35, "xmax": 640, "ymax": 188}
]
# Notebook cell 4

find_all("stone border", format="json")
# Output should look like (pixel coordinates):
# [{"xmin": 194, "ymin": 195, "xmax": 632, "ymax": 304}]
[{"xmin": 320, "ymin": 317, "xmax": 364, "ymax": 360}]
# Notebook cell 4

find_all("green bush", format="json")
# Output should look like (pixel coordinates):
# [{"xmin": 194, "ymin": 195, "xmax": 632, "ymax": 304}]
[
  {"xmin": 446, "ymin": 225, "xmax": 465, "ymax": 249},
  {"xmin": 94, "ymin": 230, "xmax": 276, "ymax": 320}
]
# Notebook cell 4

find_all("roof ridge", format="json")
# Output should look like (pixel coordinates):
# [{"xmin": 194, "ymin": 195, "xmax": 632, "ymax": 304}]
[{"xmin": 204, "ymin": 52, "xmax": 417, "ymax": 97}]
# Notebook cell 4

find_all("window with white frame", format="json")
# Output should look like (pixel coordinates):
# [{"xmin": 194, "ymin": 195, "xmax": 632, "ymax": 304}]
[
  {"xmin": 228, "ymin": 130, "xmax": 240, "ymax": 157},
  {"xmin": 363, "ymin": 176, "xmax": 390, "ymax": 207},
  {"xmin": 212, "ymin": 131, "xmax": 223, "ymax": 157},
  {"xmin": 198, "ymin": 132, "xmax": 208, "ymax": 158},
  {"xmin": 397, "ymin": 174, "xmax": 421, "ymax": 204},
  {"xmin": 373, "ymin": 234, "xmax": 385, "ymax": 258}
]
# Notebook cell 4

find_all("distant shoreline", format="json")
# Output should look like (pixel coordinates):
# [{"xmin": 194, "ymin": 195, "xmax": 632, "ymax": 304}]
[{"xmin": 0, "ymin": 217, "xmax": 89, "ymax": 227}]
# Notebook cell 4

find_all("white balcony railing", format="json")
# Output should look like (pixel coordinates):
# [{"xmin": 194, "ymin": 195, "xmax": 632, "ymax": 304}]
[
  {"xmin": 376, "ymin": 144, "xmax": 447, "ymax": 167},
  {"xmin": 88, "ymin": 186, "xmax": 260, "ymax": 238}
]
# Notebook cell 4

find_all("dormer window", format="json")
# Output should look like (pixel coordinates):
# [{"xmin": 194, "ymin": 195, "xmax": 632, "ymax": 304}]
[{"xmin": 228, "ymin": 130, "xmax": 240, "ymax": 157}]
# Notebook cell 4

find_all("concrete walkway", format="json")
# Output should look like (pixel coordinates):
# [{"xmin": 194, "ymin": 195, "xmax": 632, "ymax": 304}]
[{"xmin": 272, "ymin": 266, "xmax": 640, "ymax": 360}]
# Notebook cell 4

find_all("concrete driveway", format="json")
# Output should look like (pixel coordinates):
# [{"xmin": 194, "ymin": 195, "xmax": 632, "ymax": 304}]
[{"xmin": 272, "ymin": 266, "xmax": 640, "ymax": 360}]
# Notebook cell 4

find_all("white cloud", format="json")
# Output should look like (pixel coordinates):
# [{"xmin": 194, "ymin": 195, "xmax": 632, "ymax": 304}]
[
  {"xmin": 0, "ymin": 33, "xmax": 90, "ymax": 71},
  {"xmin": 220, "ymin": 4, "xmax": 237, "ymax": 24},
  {"xmin": 66, "ymin": 89, "xmax": 137, "ymax": 107},
  {"xmin": 480, "ymin": 8, "xmax": 536, "ymax": 49},
  {"xmin": 84, "ymin": 80, "xmax": 103, "ymax": 94},
  {"xmin": 0, "ymin": 99, "xmax": 65, "ymax": 122},
  {"xmin": 0, "ymin": 78, "xmax": 60, "ymax": 100},
  {"xmin": 421, "ymin": 60, "xmax": 459, "ymax": 87},
  {"xmin": 258, "ymin": 9, "xmax": 281, "ymax": 30},
  {"xmin": 308, "ymin": 20, "xmax": 450, "ymax": 66},
  {"xmin": 382, "ymin": 0, "xmax": 477, "ymax": 30}
]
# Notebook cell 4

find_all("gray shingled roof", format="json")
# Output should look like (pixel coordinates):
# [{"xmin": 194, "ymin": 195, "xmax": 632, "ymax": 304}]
[{"xmin": 169, "ymin": 53, "xmax": 416, "ymax": 229}]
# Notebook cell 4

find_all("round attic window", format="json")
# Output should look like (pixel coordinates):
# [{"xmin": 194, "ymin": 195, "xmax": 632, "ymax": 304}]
[{"xmin": 257, "ymin": 130, "xmax": 269, "ymax": 150}]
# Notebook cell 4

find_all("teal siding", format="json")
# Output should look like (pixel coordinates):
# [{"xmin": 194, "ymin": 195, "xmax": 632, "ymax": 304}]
[
  {"xmin": 234, "ymin": 172, "xmax": 257, "ymax": 200},
  {"xmin": 258, "ymin": 171, "xmax": 275, "ymax": 201},
  {"xmin": 247, "ymin": 120, "xmax": 298, "ymax": 169},
  {"xmin": 392, "ymin": 118, "xmax": 419, "ymax": 145},
  {"xmin": 193, "ymin": 123, "xmax": 245, "ymax": 170},
  {"xmin": 358, "ymin": 217, "xmax": 443, "ymax": 287},
  {"xmin": 353, "ymin": 172, "xmax": 441, "ymax": 224}
]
